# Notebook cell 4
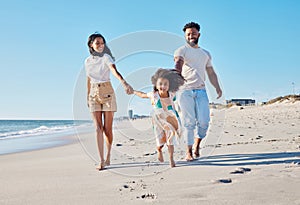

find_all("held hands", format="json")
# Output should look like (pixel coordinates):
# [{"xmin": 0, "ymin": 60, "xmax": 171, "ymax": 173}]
[{"xmin": 121, "ymin": 80, "xmax": 134, "ymax": 95}]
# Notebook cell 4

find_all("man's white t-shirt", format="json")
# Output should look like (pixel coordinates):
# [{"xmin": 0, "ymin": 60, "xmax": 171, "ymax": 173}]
[
  {"xmin": 174, "ymin": 44, "xmax": 212, "ymax": 90},
  {"xmin": 85, "ymin": 54, "xmax": 114, "ymax": 83}
]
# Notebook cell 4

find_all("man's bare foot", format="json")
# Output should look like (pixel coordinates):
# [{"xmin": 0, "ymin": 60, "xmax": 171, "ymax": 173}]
[
  {"xmin": 193, "ymin": 138, "xmax": 201, "ymax": 158},
  {"xmin": 158, "ymin": 150, "xmax": 164, "ymax": 162},
  {"xmin": 96, "ymin": 161, "xmax": 106, "ymax": 171},
  {"xmin": 194, "ymin": 150, "xmax": 200, "ymax": 158},
  {"xmin": 185, "ymin": 153, "xmax": 194, "ymax": 161},
  {"xmin": 170, "ymin": 159, "xmax": 175, "ymax": 168},
  {"xmin": 186, "ymin": 146, "xmax": 194, "ymax": 161}
]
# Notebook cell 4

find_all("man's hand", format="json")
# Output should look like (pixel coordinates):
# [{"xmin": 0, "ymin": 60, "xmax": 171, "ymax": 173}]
[{"xmin": 216, "ymin": 87, "xmax": 222, "ymax": 99}]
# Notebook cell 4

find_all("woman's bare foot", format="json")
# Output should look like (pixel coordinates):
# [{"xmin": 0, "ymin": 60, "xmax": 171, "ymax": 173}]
[
  {"xmin": 158, "ymin": 150, "xmax": 164, "ymax": 162},
  {"xmin": 105, "ymin": 159, "xmax": 110, "ymax": 166},
  {"xmin": 96, "ymin": 161, "xmax": 106, "ymax": 171},
  {"xmin": 170, "ymin": 159, "xmax": 175, "ymax": 168},
  {"xmin": 105, "ymin": 155, "xmax": 111, "ymax": 166}
]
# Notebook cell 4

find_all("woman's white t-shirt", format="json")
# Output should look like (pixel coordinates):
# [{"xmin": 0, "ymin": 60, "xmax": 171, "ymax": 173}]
[{"xmin": 85, "ymin": 54, "xmax": 115, "ymax": 83}]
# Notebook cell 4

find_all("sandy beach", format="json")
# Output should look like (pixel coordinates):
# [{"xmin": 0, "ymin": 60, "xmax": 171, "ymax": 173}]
[{"xmin": 1, "ymin": 100, "xmax": 300, "ymax": 205}]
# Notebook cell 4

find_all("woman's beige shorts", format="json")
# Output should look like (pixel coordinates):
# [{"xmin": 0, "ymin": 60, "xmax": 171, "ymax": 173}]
[{"xmin": 88, "ymin": 82, "xmax": 117, "ymax": 112}]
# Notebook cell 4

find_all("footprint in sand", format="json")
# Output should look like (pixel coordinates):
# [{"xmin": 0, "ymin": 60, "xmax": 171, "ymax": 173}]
[
  {"xmin": 256, "ymin": 135, "xmax": 263, "ymax": 140},
  {"xmin": 285, "ymin": 161, "xmax": 300, "ymax": 168},
  {"xmin": 230, "ymin": 167, "xmax": 251, "ymax": 174},
  {"xmin": 213, "ymin": 178, "xmax": 232, "ymax": 184},
  {"xmin": 137, "ymin": 193, "xmax": 157, "ymax": 199}
]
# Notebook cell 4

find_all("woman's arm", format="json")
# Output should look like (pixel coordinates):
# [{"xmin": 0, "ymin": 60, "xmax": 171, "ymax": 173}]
[
  {"xmin": 133, "ymin": 90, "xmax": 149, "ymax": 98},
  {"xmin": 87, "ymin": 77, "xmax": 91, "ymax": 107},
  {"xmin": 109, "ymin": 64, "xmax": 133, "ymax": 94}
]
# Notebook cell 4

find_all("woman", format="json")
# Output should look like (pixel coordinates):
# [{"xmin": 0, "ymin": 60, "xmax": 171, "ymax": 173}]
[{"xmin": 85, "ymin": 33, "xmax": 133, "ymax": 170}]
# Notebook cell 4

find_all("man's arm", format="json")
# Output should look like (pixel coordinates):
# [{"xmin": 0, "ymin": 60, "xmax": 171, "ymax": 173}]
[
  {"xmin": 206, "ymin": 66, "xmax": 222, "ymax": 99},
  {"xmin": 174, "ymin": 56, "xmax": 184, "ymax": 74}
]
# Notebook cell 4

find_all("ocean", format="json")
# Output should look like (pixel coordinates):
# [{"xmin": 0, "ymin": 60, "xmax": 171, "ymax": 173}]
[{"xmin": 0, "ymin": 120, "xmax": 93, "ymax": 155}]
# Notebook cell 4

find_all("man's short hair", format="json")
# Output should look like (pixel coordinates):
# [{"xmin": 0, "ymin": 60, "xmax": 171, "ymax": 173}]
[{"xmin": 183, "ymin": 22, "xmax": 200, "ymax": 32}]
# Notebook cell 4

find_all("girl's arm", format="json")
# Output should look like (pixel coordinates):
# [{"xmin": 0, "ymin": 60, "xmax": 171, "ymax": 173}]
[
  {"xmin": 109, "ymin": 64, "xmax": 133, "ymax": 94},
  {"xmin": 134, "ymin": 90, "xmax": 149, "ymax": 98}
]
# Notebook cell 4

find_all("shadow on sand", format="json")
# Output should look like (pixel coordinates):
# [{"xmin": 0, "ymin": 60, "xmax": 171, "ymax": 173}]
[
  {"xmin": 177, "ymin": 151, "xmax": 300, "ymax": 167},
  {"xmin": 106, "ymin": 151, "xmax": 300, "ymax": 170}
]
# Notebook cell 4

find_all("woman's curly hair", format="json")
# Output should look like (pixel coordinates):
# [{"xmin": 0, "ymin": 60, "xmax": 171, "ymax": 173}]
[{"xmin": 151, "ymin": 68, "xmax": 185, "ymax": 92}]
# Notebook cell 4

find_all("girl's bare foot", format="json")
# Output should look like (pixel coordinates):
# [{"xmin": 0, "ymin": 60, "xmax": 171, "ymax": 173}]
[
  {"xmin": 158, "ymin": 150, "xmax": 164, "ymax": 162},
  {"xmin": 96, "ymin": 161, "xmax": 106, "ymax": 171}
]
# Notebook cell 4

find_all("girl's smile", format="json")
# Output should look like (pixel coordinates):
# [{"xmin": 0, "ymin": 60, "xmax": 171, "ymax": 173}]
[{"xmin": 156, "ymin": 77, "xmax": 169, "ymax": 97}]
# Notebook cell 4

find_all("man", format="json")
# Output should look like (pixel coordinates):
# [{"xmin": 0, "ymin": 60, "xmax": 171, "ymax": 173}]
[{"xmin": 174, "ymin": 22, "xmax": 222, "ymax": 161}]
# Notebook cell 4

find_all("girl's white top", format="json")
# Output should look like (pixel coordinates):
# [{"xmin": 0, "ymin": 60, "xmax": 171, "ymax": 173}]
[{"xmin": 85, "ymin": 54, "xmax": 115, "ymax": 83}]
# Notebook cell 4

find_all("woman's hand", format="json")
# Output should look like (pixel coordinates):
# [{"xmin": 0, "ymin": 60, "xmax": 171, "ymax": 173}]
[{"xmin": 122, "ymin": 80, "xmax": 134, "ymax": 95}]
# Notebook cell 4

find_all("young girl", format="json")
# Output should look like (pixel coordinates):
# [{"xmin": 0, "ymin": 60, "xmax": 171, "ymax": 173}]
[
  {"xmin": 85, "ymin": 33, "xmax": 133, "ymax": 170},
  {"xmin": 134, "ymin": 68, "xmax": 184, "ymax": 167}
]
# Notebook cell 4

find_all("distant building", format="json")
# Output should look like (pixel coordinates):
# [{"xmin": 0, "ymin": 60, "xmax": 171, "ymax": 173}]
[
  {"xmin": 226, "ymin": 99, "xmax": 255, "ymax": 106},
  {"xmin": 133, "ymin": 114, "xmax": 150, "ymax": 119},
  {"xmin": 209, "ymin": 102, "xmax": 224, "ymax": 109},
  {"xmin": 128, "ymin": 109, "xmax": 133, "ymax": 119}
]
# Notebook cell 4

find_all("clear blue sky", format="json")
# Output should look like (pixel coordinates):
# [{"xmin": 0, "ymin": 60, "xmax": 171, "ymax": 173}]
[{"xmin": 0, "ymin": 0, "xmax": 299, "ymax": 119}]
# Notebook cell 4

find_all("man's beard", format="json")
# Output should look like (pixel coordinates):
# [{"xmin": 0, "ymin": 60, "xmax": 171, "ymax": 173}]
[{"xmin": 186, "ymin": 37, "xmax": 199, "ymax": 47}]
